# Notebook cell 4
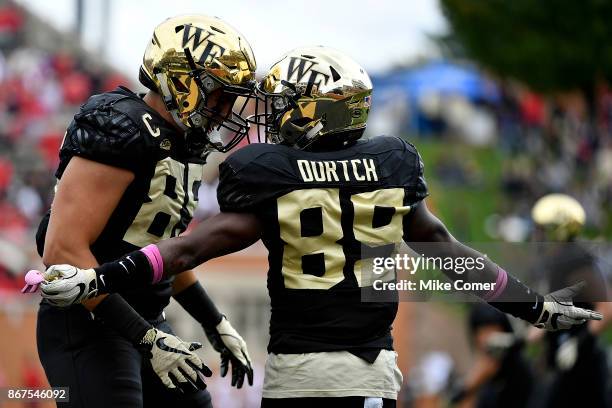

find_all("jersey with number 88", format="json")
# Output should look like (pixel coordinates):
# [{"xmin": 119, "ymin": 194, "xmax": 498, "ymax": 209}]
[{"xmin": 217, "ymin": 135, "xmax": 427, "ymax": 355}]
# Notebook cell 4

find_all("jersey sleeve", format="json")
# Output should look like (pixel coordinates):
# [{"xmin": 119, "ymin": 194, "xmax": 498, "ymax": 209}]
[
  {"xmin": 388, "ymin": 137, "xmax": 428, "ymax": 205},
  {"xmin": 217, "ymin": 144, "xmax": 292, "ymax": 212},
  {"xmin": 412, "ymin": 146, "xmax": 429, "ymax": 202},
  {"xmin": 217, "ymin": 159, "xmax": 254, "ymax": 212},
  {"xmin": 57, "ymin": 94, "xmax": 151, "ymax": 175}
]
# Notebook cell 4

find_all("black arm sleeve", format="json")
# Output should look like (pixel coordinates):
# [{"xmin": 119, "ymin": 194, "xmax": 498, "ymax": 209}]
[
  {"xmin": 93, "ymin": 250, "xmax": 154, "ymax": 293},
  {"xmin": 173, "ymin": 281, "xmax": 223, "ymax": 329},
  {"xmin": 489, "ymin": 274, "xmax": 544, "ymax": 324},
  {"xmin": 93, "ymin": 294, "xmax": 152, "ymax": 344}
]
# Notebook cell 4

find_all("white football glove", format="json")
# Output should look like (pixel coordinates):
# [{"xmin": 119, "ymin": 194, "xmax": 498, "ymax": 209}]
[
  {"xmin": 556, "ymin": 337, "xmax": 579, "ymax": 371},
  {"xmin": 534, "ymin": 282, "xmax": 602, "ymax": 331},
  {"xmin": 40, "ymin": 265, "xmax": 99, "ymax": 307},
  {"xmin": 141, "ymin": 328, "xmax": 212, "ymax": 391},
  {"xmin": 204, "ymin": 316, "xmax": 253, "ymax": 388}
]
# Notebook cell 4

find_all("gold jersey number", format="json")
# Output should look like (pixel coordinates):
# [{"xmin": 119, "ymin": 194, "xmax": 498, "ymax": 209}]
[
  {"xmin": 123, "ymin": 157, "xmax": 202, "ymax": 247},
  {"xmin": 278, "ymin": 188, "xmax": 410, "ymax": 289}
]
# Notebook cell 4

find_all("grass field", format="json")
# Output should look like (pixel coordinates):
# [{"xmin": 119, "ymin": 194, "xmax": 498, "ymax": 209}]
[{"xmin": 410, "ymin": 137, "xmax": 504, "ymax": 242}]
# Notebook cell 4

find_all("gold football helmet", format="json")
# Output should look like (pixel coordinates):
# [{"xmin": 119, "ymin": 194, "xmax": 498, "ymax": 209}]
[
  {"xmin": 251, "ymin": 46, "xmax": 372, "ymax": 150},
  {"xmin": 531, "ymin": 194, "xmax": 586, "ymax": 241},
  {"xmin": 140, "ymin": 15, "xmax": 257, "ymax": 152}
]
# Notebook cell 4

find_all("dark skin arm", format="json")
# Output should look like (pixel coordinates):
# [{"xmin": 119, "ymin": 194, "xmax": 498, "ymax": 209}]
[
  {"xmin": 157, "ymin": 212, "xmax": 263, "ymax": 277},
  {"xmin": 403, "ymin": 200, "xmax": 499, "ymax": 292},
  {"xmin": 161, "ymin": 199, "xmax": 495, "ymax": 287},
  {"xmin": 43, "ymin": 191, "xmax": 600, "ymax": 330},
  {"xmin": 401, "ymin": 200, "xmax": 602, "ymax": 329},
  {"xmin": 86, "ymin": 200, "xmax": 495, "ymax": 287},
  {"xmin": 40, "ymin": 208, "xmax": 262, "ymax": 302}
]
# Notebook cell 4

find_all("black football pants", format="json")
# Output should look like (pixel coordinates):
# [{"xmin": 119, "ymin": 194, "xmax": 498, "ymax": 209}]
[{"xmin": 37, "ymin": 301, "xmax": 212, "ymax": 408}]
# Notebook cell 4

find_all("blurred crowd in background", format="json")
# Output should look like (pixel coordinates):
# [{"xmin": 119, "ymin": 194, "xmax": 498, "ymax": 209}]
[
  {"xmin": 0, "ymin": 1, "xmax": 612, "ymax": 407},
  {"xmin": 369, "ymin": 61, "xmax": 612, "ymax": 242},
  {"xmin": 0, "ymin": 2, "xmax": 127, "ymax": 294}
]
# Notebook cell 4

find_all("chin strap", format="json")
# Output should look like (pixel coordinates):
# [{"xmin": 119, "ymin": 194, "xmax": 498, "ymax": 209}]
[
  {"xmin": 296, "ymin": 121, "xmax": 324, "ymax": 149},
  {"xmin": 283, "ymin": 119, "xmax": 325, "ymax": 149},
  {"xmin": 304, "ymin": 121, "xmax": 324, "ymax": 141}
]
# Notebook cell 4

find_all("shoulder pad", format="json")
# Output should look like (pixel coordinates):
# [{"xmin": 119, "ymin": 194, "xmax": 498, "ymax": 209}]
[
  {"xmin": 58, "ymin": 89, "xmax": 158, "ymax": 174},
  {"xmin": 367, "ymin": 136, "xmax": 428, "ymax": 201},
  {"xmin": 217, "ymin": 144, "xmax": 288, "ymax": 212}
]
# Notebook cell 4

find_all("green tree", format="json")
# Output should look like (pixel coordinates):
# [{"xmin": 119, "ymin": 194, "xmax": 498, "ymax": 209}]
[{"xmin": 440, "ymin": 0, "xmax": 612, "ymax": 118}]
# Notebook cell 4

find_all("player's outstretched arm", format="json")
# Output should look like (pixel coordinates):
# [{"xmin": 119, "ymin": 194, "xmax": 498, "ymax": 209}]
[
  {"xmin": 404, "ymin": 201, "xmax": 602, "ymax": 331},
  {"xmin": 160, "ymin": 211, "xmax": 263, "ymax": 274},
  {"xmin": 39, "ymin": 212, "xmax": 262, "ymax": 306}
]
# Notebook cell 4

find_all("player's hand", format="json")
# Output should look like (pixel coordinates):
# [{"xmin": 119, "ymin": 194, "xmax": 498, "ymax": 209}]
[
  {"xmin": 556, "ymin": 337, "xmax": 578, "ymax": 371},
  {"xmin": 204, "ymin": 316, "xmax": 253, "ymax": 388},
  {"xmin": 141, "ymin": 328, "xmax": 212, "ymax": 392},
  {"xmin": 40, "ymin": 265, "xmax": 99, "ymax": 307},
  {"xmin": 534, "ymin": 282, "xmax": 602, "ymax": 331}
]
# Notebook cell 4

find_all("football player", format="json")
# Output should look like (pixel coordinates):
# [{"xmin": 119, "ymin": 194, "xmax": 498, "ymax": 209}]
[
  {"xmin": 450, "ymin": 303, "xmax": 534, "ymax": 408},
  {"xmin": 526, "ymin": 194, "xmax": 611, "ymax": 408},
  {"xmin": 29, "ymin": 15, "xmax": 256, "ymax": 408},
  {"xmin": 37, "ymin": 47, "xmax": 602, "ymax": 408}
]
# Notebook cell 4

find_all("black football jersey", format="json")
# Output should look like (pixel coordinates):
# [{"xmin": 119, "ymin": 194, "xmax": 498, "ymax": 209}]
[
  {"xmin": 217, "ymin": 136, "xmax": 428, "ymax": 355},
  {"xmin": 36, "ymin": 87, "xmax": 205, "ymax": 318}
]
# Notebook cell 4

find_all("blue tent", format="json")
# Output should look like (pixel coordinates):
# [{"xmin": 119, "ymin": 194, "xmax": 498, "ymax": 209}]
[
  {"xmin": 372, "ymin": 61, "xmax": 500, "ymax": 103},
  {"xmin": 370, "ymin": 61, "xmax": 500, "ymax": 135}
]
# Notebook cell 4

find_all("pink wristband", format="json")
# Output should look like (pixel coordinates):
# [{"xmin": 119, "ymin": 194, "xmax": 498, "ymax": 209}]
[
  {"xmin": 483, "ymin": 266, "xmax": 508, "ymax": 301},
  {"xmin": 140, "ymin": 244, "xmax": 164, "ymax": 284}
]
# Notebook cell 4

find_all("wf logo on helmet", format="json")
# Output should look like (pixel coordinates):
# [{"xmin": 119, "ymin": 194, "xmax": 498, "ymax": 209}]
[
  {"xmin": 181, "ymin": 24, "xmax": 226, "ymax": 65},
  {"xmin": 287, "ymin": 57, "xmax": 331, "ymax": 97}
]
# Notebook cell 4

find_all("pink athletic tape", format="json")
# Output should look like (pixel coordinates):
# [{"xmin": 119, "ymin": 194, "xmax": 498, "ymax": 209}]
[
  {"xmin": 483, "ymin": 266, "xmax": 508, "ymax": 301},
  {"xmin": 22, "ymin": 270, "xmax": 45, "ymax": 293},
  {"xmin": 140, "ymin": 244, "xmax": 164, "ymax": 284}
]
